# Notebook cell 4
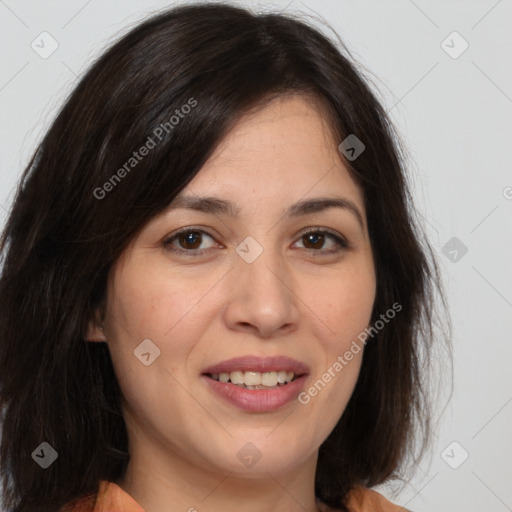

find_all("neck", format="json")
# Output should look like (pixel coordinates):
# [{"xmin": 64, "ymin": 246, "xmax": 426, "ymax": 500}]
[{"xmin": 116, "ymin": 433, "xmax": 326, "ymax": 512}]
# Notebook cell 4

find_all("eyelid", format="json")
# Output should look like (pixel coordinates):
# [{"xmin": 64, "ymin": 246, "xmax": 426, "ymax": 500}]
[
  {"xmin": 294, "ymin": 227, "xmax": 350, "ymax": 253},
  {"xmin": 165, "ymin": 226, "xmax": 218, "ymax": 240},
  {"xmin": 297, "ymin": 227, "xmax": 349, "ymax": 244},
  {"xmin": 162, "ymin": 226, "xmax": 221, "ymax": 257}
]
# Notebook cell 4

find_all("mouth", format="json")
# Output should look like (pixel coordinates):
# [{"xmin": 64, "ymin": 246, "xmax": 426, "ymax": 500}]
[
  {"xmin": 201, "ymin": 356, "xmax": 309, "ymax": 412},
  {"xmin": 204, "ymin": 370, "xmax": 300, "ymax": 390},
  {"xmin": 201, "ymin": 355, "xmax": 309, "ymax": 390}
]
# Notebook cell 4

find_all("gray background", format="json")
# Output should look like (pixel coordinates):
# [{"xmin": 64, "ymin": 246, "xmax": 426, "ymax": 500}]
[{"xmin": 1, "ymin": 1, "xmax": 511, "ymax": 510}]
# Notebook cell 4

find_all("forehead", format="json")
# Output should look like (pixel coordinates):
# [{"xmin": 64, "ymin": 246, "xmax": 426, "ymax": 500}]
[
  {"xmin": 181, "ymin": 94, "xmax": 363, "ymax": 209},
  {"xmin": 213, "ymin": 93, "xmax": 341, "ymax": 159}
]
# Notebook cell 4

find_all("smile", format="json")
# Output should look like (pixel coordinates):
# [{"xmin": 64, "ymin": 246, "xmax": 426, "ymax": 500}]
[{"xmin": 207, "ymin": 370, "xmax": 297, "ymax": 389}]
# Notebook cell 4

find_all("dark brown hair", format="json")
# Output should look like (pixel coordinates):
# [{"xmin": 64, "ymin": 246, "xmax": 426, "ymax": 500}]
[{"xmin": 0, "ymin": 3, "xmax": 450, "ymax": 511}]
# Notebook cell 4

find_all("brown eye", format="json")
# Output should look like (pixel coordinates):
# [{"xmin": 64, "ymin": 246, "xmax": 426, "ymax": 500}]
[
  {"xmin": 294, "ymin": 229, "xmax": 349, "ymax": 254},
  {"xmin": 162, "ymin": 228, "xmax": 218, "ymax": 257},
  {"xmin": 177, "ymin": 231, "xmax": 203, "ymax": 250},
  {"xmin": 302, "ymin": 232, "xmax": 325, "ymax": 250}
]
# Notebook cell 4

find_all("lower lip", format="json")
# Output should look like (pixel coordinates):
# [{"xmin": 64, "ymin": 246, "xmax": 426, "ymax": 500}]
[{"xmin": 202, "ymin": 375, "xmax": 308, "ymax": 413}]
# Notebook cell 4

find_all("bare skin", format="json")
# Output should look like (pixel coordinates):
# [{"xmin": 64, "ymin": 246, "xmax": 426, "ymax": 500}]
[{"xmin": 88, "ymin": 93, "xmax": 376, "ymax": 512}]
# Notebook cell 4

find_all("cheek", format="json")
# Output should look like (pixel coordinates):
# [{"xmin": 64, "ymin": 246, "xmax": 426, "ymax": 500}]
[
  {"xmin": 106, "ymin": 263, "xmax": 214, "ymax": 341},
  {"xmin": 312, "ymin": 261, "xmax": 375, "ymax": 415},
  {"xmin": 301, "ymin": 270, "xmax": 374, "ymax": 428},
  {"xmin": 103, "ymin": 260, "xmax": 225, "ymax": 391},
  {"xmin": 102, "ymin": 266, "xmax": 214, "ymax": 426},
  {"xmin": 306, "ymin": 261, "xmax": 376, "ymax": 350}
]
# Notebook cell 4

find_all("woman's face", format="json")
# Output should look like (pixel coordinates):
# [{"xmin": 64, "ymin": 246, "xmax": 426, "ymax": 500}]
[{"xmin": 90, "ymin": 94, "xmax": 376, "ymax": 478}]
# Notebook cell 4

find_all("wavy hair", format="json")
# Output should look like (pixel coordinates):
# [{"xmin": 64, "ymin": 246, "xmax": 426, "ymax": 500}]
[{"xmin": 0, "ymin": 3, "xmax": 450, "ymax": 511}]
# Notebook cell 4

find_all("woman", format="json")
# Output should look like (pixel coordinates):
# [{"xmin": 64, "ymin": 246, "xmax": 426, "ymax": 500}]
[{"xmin": 0, "ymin": 3, "xmax": 449, "ymax": 511}]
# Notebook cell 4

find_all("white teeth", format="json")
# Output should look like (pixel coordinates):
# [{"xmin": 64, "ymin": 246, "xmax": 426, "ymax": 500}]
[
  {"xmin": 277, "ymin": 370, "xmax": 287, "ymax": 384},
  {"xmin": 230, "ymin": 371, "xmax": 244, "ymax": 385},
  {"xmin": 243, "ymin": 371, "xmax": 261, "ymax": 386},
  {"xmin": 261, "ymin": 371, "xmax": 277, "ymax": 387},
  {"xmin": 212, "ymin": 370, "xmax": 296, "ymax": 387}
]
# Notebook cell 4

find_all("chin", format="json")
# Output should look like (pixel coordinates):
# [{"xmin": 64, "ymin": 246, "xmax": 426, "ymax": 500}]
[{"xmin": 205, "ymin": 437, "xmax": 314, "ymax": 476}]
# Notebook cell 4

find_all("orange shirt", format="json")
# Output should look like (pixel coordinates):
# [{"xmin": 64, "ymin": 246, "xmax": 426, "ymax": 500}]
[{"xmin": 62, "ymin": 480, "xmax": 409, "ymax": 512}]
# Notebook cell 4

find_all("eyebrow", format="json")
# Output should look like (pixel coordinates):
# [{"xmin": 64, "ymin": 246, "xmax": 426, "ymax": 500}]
[{"xmin": 166, "ymin": 195, "xmax": 365, "ymax": 231}]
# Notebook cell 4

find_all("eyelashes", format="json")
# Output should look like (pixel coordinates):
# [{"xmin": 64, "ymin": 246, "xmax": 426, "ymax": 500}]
[
  {"xmin": 162, "ymin": 228, "xmax": 217, "ymax": 257},
  {"xmin": 162, "ymin": 226, "xmax": 350, "ymax": 258}
]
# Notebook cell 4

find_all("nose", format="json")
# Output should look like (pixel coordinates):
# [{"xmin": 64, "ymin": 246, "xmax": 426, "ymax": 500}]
[{"xmin": 223, "ymin": 244, "xmax": 300, "ymax": 338}]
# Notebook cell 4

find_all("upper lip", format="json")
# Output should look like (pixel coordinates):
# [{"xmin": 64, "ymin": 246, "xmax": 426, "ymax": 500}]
[{"xmin": 202, "ymin": 356, "xmax": 309, "ymax": 376}]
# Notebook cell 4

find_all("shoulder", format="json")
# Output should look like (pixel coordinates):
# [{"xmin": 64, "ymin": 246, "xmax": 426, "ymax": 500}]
[
  {"xmin": 59, "ymin": 481, "xmax": 110, "ymax": 512},
  {"xmin": 345, "ymin": 485, "xmax": 413, "ymax": 512},
  {"xmin": 61, "ymin": 480, "xmax": 145, "ymax": 512},
  {"xmin": 60, "ymin": 492, "xmax": 96, "ymax": 512}
]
